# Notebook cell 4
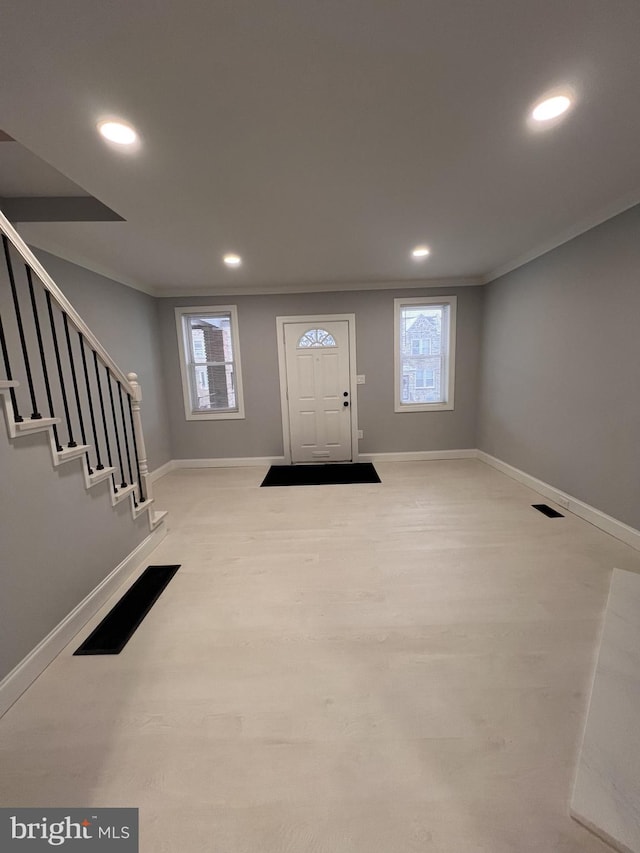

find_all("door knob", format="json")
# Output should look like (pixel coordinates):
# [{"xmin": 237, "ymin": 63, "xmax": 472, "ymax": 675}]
[{"xmin": 343, "ymin": 401, "xmax": 349, "ymax": 407}]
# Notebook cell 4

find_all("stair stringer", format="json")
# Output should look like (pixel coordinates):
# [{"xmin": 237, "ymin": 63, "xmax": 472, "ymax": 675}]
[{"xmin": 0, "ymin": 380, "xmax": 166, "ymax": 532}]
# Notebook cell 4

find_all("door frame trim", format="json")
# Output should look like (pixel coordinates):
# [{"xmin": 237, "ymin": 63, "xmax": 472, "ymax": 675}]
[{"xmin": 276, "ymin": 313, "xmax": 359, "ymax": 465}]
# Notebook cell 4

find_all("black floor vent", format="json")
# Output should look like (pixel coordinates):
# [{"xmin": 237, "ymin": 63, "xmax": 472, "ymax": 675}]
[
  {"xmin": 532, "ymin": 504, "xmax": 564, "ymax": 518},
  {"xmin": 74, "ymin": 565, "xmax": 180, "ymax": 655}
]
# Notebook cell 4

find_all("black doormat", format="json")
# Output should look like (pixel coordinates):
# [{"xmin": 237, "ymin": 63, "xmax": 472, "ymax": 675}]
[
  {"xmin": 74, "ymin": 565, "xmax": 180, "ymax": 655},
  {"xmin": 261, "ymin": 462, "xmax": 381, "ymax": 487},
  {"xmin": 532, "ymin": 503, "xmax": 564, "ymax": 518}
]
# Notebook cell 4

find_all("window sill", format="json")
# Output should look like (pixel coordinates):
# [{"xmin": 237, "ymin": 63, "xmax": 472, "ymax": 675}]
[
  {"xmin": 184, "ymin": 409, "xmax": 245, "ymax": 421},
  {"xmin": 395, "ymin": 402, "xmax": 455, "ymax": 413}
]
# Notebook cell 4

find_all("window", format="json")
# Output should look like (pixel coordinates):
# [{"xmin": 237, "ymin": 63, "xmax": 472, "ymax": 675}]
[
  {"xmin": 415, "ymin": 368, "xmax": 435, "ymax": 388},
  {"xmin": 175, "ymin": 305, "xmax": 245, "ymax": 420},
  {"xmin": 297, "ymin": 328, "xmax": 337, "ymax": 348},
  {"xmin": 411, "ymin": 338, "xmax": 432, "ymax": 355},
  {"xmin": 394, "ymin": 296, "xmax": 457, "ymax": 411}
]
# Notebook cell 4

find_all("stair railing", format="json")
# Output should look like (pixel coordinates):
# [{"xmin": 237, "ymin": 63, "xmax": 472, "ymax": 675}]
[{"xmin": 0, "ymin": 208, "xmax": 153, "ymax": 511}]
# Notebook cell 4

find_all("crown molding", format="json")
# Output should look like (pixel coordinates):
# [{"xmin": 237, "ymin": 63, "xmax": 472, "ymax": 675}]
[
  {"xmin": 21, "ymin": 234, "xmax": 157, "ymax": 297},
  {"xmin": 153, "ymin": 275, "xmax": 482, "ymax": 299},
  {"xmin": 482, "ymin": 191, "xmax": 640, "ymax": 285}
]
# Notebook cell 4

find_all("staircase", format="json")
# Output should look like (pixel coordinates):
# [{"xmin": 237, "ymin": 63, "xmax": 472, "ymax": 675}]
[{"xmin": 0, "ymin": 209, "xmax": 166, "ymax": 532}]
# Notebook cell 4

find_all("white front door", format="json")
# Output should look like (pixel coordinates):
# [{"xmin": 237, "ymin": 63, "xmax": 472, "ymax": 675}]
[{"xmin": 283, "ymin": 320, "xmax": 352, "ymax": 463}]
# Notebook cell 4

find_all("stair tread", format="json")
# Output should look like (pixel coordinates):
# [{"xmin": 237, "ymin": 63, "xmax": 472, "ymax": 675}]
[
  {"xmin": 151, "ymin": 510, "xmax": 168, "ymax": 527},
  {"xmin": 132, "ymin": 496, "xmax": 154, "ymax": 518},
  {"xmin": 56, "ymin": 444, "xmax": 91, "ymax": 459},
  {"xmin": 112, "ymin": 483, "xmax": 137, "ymax": 504},
  {"xmin": 16, "ymin": 416, "xmax": 60, "ymax": 431},
  {"xmin": 88, "ymin": 466, "xmax": 116, "ymax": 480},
  {"xmin": 0, "ymin": 225, "xmax": 169, "ymax": 535}
]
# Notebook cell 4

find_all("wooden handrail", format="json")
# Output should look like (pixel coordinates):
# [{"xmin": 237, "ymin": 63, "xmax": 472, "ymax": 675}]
[{"xmin": 0, "ymin": 208, "xmax": 134, "ymax": 393}]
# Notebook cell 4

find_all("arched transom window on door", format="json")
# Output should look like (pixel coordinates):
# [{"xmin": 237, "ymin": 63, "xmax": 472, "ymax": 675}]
[{"xmin": 297, "ymin": 328, "xmax": 337, "ymax": 348}]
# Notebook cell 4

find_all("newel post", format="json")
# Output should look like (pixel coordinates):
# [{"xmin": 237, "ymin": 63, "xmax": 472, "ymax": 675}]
[{"xmin": 127, "ymin": 372, "xmax": 153, "ymax": 503}]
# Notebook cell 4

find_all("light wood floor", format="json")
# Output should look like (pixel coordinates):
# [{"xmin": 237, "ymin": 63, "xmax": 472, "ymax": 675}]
[{"xmin": 2, "ymin": 460, "xmax": 640, "ymax": 852}]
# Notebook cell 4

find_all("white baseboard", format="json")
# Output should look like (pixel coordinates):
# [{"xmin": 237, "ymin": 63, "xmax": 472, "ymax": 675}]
[
  {"xmin": 153, "ymin": 452, "xmax": 474, "ymax": 476},
  {"xmin": 152, "ymin": 449, "xmax": 640, "ymax": 551},
  {"xmin": 149, "ymin": 459, "xmax": 176, "ymax": 482},
  {"xmin": 571, "ymin": 808, "xmax": 634, "ymax": 853},
  {"xmin": 360, "ymin": 449, "xmax": 477, "ymax": 463},
  {"xmin": 173, "ymin": 456, "xmax": 286, "ymax": 469},
  {"xmin": 0, "ymin": 525, "xmax": 167, "ymax": 719},
  {"xmin": 477, "ymin": 450, "xmax": 640, "ymax": 551}
]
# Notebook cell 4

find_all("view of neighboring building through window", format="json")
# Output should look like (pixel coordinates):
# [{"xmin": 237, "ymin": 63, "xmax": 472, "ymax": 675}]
[
  {"xmin": 400, "ymin": 308, "xmax": 443, "ymax": 403},
  {"xmin": 176, "ymin": 306, "xmax": 245, "ymax": 420},
  {"xmin": 415, "ymin": 367, "xmax": 435, "ymax": 388},
  {"xmin": 395, "ymin": 296, "xmax": 456, "ymax": 411},
  {"xmin": 188, "ymin": 315, "xmax": 236, "ymax": 411}
]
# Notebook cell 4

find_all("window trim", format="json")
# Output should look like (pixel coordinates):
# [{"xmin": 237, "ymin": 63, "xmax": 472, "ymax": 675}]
[
  {"xmin": 394, "ymin": 295, "xmax": 457, "ymax": 412},
  {"xmin": 275, "ymin": 313, "xmax": 359, "ymax": 466},
  {"xmin": 175, "ymin": 305, "xmax": 245, "ymax": 421}
]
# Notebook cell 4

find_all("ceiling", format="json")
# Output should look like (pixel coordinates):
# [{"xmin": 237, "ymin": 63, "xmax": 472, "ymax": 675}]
[
  {"xmin": 0, "ymin": 0, "xmax": 639, "ymax": 296},
  {"xmin": 0, "ymin": 140, "xmax": 88, "ymax": 198},
  {"xmin": 0, "ymin": 139, "xmax": 123, "ymax": 224}
]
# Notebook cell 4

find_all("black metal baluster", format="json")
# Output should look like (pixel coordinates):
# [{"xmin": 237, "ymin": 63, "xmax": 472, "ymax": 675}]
[
  {"xmin": 118, "ymin": 382, "xmax": 136, "ymax": 505},
  {"xmin": 79, "ymin": 335, "xmax": 103, "ymax": 470},
  {"xmin": 106, "ymin": 367, "xmax": 127, "ymax": 489},
  {"xmin": 62, "ymin": 313, "xmax": 88, "ymax": 458},
  {"xmin": 26, "ymin": 267, "xmax": 61, "ymax": 449},
  {"xmin": 127, "ymin": 392, "xmax": 145, "ymax": 502},
  {"xmin": 0, "ymin": 309, "xmax": 22, "ymax": 422},
  {"xmin": 45, "ymin": 291, "xmax": 76, "ymax": 448},
  {"xmin": 2, "ymin": 234, "xmax": 41, "ymax": 419},
  {"xmin": 93, "ymin": 350, "xmax": 116, "ymax": 491}
]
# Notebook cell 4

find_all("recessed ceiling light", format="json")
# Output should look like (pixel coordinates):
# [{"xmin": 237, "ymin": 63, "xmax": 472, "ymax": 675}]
[
  {"xmin": 411, "ymin": 246, "xmax": 430, "ymax": 259},
  {"xmin": 531, "ymin": 94, "xmax": 572, "ymax": 123},
  {"xmin": 223, "ymin": 254, "xmax": 242, "ymax": 267},
  {"xmin": 97, "ymin": 120, "xmax": 138, "ymax": 145}
]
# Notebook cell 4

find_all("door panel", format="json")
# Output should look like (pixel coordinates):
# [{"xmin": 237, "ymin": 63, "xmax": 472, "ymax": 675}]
[
  {"xmin": 296, "ymin": 354, "xmax": 316, "ymax": 398},
  {"xmin": 321, "ymin": 353, "xmax": 340, "ymax": 396},
  {"xmin": 325, "ymin": 409, "xmax": 342, "ymax": 446},
  {"xmin": 284, "ymin": 320, "xmax": 352, "ymax": 463},
  {"xmin": 299, "ymin": 410, "xmax": 318, "ymax": 447}
]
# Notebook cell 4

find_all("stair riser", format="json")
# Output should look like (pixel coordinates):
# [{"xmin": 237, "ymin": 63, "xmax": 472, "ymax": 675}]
[
  {"xmin": 1, "ymin": 219, "xmax": 166, "ymax": 536},
  {"xmin": 1, "ymin": 387, "xmax": 163, "ymax": 532}
]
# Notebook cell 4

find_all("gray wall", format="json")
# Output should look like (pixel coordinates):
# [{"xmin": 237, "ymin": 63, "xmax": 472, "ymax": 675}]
[
  {"xmin": 478, "ymin": 204, "xmax": 640, "ymax": 530},
  {"xmin": 0, "ymin": 247, "xmax": 170, "ymax": 682},
  {"xmin": 33, "ymin": 250, "xmax": 171, "ymax": 470},
  {"xmin": 158, "ymin": 287, "xmax": 483, "ymax": 459},
  {"xmin": 0, "ymin": 427, "xmax": 149, "ymax": 680},
  {"xmin": 4, "ymin": 201, "xmax": 639, "ymax": 682}
]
